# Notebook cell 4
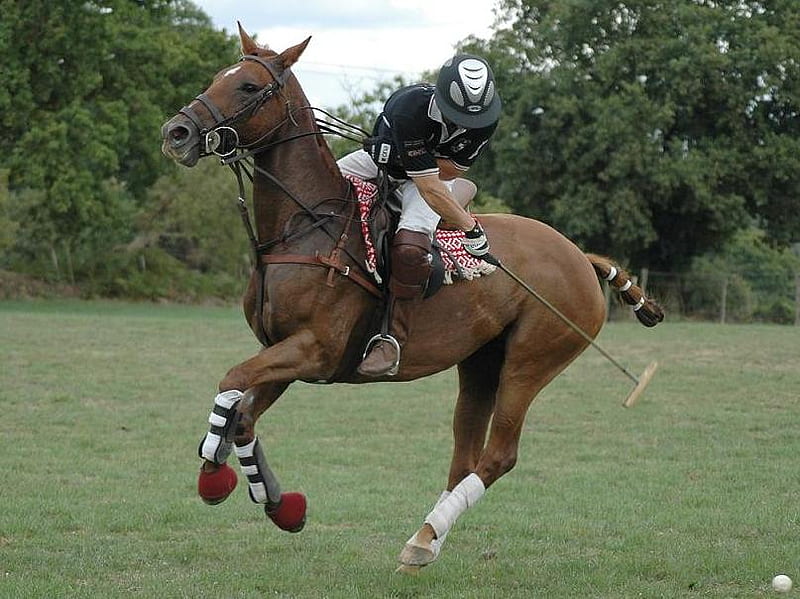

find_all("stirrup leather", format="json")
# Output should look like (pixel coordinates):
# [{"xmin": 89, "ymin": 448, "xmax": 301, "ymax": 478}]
[{"xmin": 361, "ymin": 333, "xmax": 401, "ymax": 376}]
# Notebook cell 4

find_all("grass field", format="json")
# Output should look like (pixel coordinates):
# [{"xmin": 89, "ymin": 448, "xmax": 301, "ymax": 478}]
[{"xmin": 1, "ymin": 300, "xmax": 798, "ymax": 598}]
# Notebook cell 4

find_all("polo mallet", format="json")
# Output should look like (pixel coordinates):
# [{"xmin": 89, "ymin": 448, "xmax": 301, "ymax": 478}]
[{"xmin": 483, "ymin": 253, "xmax": 658, "ymax": 407}]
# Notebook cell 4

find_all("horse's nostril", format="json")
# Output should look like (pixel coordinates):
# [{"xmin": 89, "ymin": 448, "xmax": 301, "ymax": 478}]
[{"xmin": 168, "ymin": 124, "xmax": 191, "ymax": 146}]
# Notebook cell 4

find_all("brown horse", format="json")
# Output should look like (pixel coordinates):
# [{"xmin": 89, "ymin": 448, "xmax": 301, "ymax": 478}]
[{"xmin": 161, "ymin": 25, "xmax": 663, "ymax": 570}]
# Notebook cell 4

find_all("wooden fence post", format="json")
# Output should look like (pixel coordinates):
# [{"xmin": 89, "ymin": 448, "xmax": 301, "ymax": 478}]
[
  {"xmin": 793, "ymin": 244, "xmax": 800, "ymax": 326},
  {"xmin": 720, "ymin": 276, "xmax": 728, "ymax": 324}
]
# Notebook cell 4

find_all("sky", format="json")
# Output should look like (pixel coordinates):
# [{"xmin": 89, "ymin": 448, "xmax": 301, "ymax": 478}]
[{"xmin": 191, "ymin": 0, "xmax": 499, "ymax": 108}]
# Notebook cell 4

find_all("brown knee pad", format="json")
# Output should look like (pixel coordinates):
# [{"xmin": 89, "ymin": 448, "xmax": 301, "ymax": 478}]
[{"xmin": 389, "ymin": 230, "xmax": 432, "ymax": 299}]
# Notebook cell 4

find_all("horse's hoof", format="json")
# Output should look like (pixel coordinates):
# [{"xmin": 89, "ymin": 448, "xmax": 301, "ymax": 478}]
[
  {"xmin": 198, "ymin": 462, "xmax": 238, "ymax": 505},
  {"xmin": 266, "ymin": 492, "xmax": 307, "ymax": 532},
  {"xmin": 395, "ymin": 564, "xmax": 423, "ymax": 575},
  {"xmin": 398, "ymin": 535, "xmax": 436, "ymax": 567}
]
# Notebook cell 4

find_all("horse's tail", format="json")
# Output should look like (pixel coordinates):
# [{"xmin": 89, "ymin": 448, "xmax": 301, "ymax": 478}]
[{"xmin": 585, "ymin": 253, "xmax": 664, "ymax": 327}]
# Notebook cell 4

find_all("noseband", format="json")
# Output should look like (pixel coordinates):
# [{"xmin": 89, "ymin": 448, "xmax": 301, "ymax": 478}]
[{"xmin": 178, "ymin": 54, "xmax": 289, "ymax": 157}]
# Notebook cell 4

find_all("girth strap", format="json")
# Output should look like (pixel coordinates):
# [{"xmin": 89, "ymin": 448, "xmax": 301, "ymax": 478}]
[{"xmin": 261, "ymin": 253, "xmax": 382, "ymax": 299}]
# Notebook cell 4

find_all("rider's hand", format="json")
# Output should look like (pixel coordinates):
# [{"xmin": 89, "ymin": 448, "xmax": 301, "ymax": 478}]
[{"xmin": 461, "ymin": 220, "xmax": 490, "ymax": 257}]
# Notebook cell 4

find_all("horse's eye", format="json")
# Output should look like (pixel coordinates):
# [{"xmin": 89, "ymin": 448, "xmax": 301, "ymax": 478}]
[{"xmin": 240, "ymin": 83, "xmax": 260, "ymax": 94}]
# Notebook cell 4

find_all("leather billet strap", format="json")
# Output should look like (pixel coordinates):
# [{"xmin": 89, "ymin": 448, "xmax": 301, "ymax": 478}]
[{"xmin": 260, "ymin": 253, "xmax": 382, "ymax": 299}]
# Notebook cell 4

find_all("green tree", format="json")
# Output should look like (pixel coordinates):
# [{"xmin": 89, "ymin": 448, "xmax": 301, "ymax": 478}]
[
  {"xmin": 466, "ymin": 0, "xmax": 800, "ymax": 268},
  {"xmin": 685, "ymin": 228, "xmax": 800, "ymax": 322},
  {"xmin": 0, "ymin": 0, "xmax": 238, "ymax": 282},
  {"xmin": 0, "ymin": 171, "xmax": 18, "ymax": 255},
  {"xmin": 142, "ymin": 159, "xmax": 249, "ymax": 277}
]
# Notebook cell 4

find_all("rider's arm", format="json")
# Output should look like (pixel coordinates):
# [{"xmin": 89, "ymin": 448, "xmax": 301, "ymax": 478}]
[
  {"xmin": 436, "ymin": 158, "xmax": 465, "ymax": 182},
  {"xmin": 411, "ymin": 173, "xmax": 476, "ymax": 231}
]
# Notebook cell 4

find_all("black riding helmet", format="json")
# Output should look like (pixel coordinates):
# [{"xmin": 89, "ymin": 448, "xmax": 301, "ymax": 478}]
[{"xmin": 435, "ymin": 54, "xmax": 501, "ymax": 129}]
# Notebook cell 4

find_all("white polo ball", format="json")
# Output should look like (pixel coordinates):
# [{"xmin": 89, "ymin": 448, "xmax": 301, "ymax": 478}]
[{"xmin": 772, "ymin": 574, "xmax": 792, "ymax": 593}]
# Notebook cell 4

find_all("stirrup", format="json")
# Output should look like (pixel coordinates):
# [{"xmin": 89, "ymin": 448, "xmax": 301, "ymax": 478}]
[{"xmin": 361, "ymin": 333, "xmax": 401, "ymax": 376}]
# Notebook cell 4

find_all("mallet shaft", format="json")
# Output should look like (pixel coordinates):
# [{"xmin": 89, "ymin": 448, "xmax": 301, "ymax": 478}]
[{"xmin": 483, "ymin": 253, "xmax": 647, "ymax": 390}]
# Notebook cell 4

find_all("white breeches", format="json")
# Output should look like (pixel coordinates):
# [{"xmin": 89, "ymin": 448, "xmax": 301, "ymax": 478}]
[{"xmin": 337, "ymin": 149, "xmax": 458, "ymax": 238}]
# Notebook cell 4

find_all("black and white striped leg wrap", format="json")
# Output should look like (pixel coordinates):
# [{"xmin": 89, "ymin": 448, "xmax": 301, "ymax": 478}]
[
  {"xmin": 235, "ymin": 437, "xmax": 282, "ymax": 509},
  {"xmin": 198, "ymin": 390, "xmax": 244, "ymax": 464}
]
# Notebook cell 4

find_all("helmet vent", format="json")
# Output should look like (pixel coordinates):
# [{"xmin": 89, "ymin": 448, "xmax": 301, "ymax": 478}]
[
  {"xmin": 484, "ymin": 81, "xmax": 495, "ymax": 107},
  {"xmin": 458, "ymin": 59, "xmax": 489, "ymax": 103},
  {"xmin": 449, "ymin": 81, "xmax": 466, "ymax": 107}
]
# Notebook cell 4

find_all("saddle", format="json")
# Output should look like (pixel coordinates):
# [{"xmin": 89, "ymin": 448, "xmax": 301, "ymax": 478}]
[{"xmin": 346, "ymin": 174, "xmax": 495, "ymax": 299}]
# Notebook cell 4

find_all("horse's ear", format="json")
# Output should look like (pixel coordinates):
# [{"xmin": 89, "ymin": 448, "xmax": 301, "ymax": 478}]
[
  {"xmin": 278, "ymin": 37, "xmax": 311, "ymax": 70},
  {"xmin": 238, "ymin": 22, "xmax": 259, "ymax": 55}
]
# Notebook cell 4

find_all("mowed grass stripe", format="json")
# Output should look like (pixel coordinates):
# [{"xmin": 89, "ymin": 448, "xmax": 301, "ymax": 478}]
[{"xmin": 1, "ymin": 300, "xmax": 797, "ymax": 598}]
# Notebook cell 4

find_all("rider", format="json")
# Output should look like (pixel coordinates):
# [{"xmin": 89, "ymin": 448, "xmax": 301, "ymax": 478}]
[{"xmin": 337, "ymin": 54, "xmax": 501, "ymax": 377}]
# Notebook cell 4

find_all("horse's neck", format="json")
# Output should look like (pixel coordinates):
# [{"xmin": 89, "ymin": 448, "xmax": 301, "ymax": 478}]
[{"xmin": 252, "ymin": 109, "xmax": 346, "ymax": 247}]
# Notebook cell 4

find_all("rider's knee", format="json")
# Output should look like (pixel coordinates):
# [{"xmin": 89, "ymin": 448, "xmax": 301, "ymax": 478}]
[{"xmin": 390, "ymin": 230, "xmax": 432, "ymax": 292}]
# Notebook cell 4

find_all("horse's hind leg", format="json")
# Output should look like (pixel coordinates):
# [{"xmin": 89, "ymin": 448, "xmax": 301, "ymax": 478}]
[
  {"xmin": 400, "ymin": 377, "xmax": 550, "ymax": 571},
  {"xmin": 399, "ymin": 325, "xmax": 591, "ymax": 571},
  {"xmin": 399, "ymin": 343, "xmax": 502, "ymax": 568},
  {"xmin": 448, "ymin": 340, "xmax": 504, "ymax": 486}
]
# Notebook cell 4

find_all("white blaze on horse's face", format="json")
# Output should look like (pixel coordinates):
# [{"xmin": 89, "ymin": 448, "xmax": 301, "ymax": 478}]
[{"xmin": 223, "ymin": 66, "xmax": 243, "ymax": 78}]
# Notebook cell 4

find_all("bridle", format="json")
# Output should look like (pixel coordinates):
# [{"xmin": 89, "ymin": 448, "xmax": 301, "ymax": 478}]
[
  {"xmin": 175, "ymin": 52, "xmax": 334, "ymax": 252},
  {"xmin": 178, "ymin": 54, "xmax": 290, "ymax": 158},
  {"xmin": 173, "ymin": 51, "xmax": 383, "ymax": 348}
]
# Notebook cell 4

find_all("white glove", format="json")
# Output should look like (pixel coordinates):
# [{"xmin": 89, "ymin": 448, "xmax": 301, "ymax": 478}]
[{"xmin": 461, "ymin": 220, "xmax": 490, "ymax": 257}]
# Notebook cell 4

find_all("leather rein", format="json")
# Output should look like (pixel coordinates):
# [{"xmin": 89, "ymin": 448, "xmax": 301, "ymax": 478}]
[{"xmin": 179, "ymin": 54, "xmax": 382, "ymax": 344}]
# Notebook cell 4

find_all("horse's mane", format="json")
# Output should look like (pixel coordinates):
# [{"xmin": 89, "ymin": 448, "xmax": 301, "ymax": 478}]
[{"xmin": 248, "ymin": 47, "xmax": 277, "ymax": 58}]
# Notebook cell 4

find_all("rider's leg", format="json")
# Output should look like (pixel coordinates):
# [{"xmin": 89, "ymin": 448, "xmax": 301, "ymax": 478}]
[
  {"xmin": 336, "ymin": 148, "xmax": 378, "ymax": 180},
  {"xmin": 357, "ymin": 228, "xmax": 432, "ymax": 376}
]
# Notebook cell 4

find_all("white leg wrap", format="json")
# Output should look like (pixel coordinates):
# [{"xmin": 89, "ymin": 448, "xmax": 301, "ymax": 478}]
[
  {"xmin": 429, "ymin": 490, "xmax": 451, "ymax": 557},
  {"xmin": 199, "ymin": 390, "xmax": 244, "ymax": 463},
  {"xmin": 424, "ymin": 473, "xmax": 485, "ymax": 540},
  {"xmin": 402, "ymin": 490, "xmax": 453, "ymax": 563},
  {"xmin": 234, "ymin": 437, "xmax": 282, "ymax": 507}
]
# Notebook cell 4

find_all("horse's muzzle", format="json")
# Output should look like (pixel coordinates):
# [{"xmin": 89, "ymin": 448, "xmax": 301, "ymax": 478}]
[{"xmin": 161, "ymin": 115, "xmax": 200, "ymax": 167}]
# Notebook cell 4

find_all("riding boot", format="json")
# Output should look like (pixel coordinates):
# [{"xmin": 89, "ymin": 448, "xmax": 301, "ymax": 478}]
[{"xmin": 358, "ymin": 230, "xmax": 432, "ymax": 377}]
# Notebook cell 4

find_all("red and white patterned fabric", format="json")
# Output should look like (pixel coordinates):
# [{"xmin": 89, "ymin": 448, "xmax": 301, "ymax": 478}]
[
  {"xmin": 348, "ymin": 174, "xmax": 380, "ymax": 279},
  {"xmin": 346, "ymin": 174, "xmax": 496, "ymax": 284}
]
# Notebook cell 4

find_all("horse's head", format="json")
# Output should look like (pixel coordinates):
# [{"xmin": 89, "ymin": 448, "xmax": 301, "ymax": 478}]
[{"xmin": 161, "ymin": 24, "xmax": 310, "ymax": 167}]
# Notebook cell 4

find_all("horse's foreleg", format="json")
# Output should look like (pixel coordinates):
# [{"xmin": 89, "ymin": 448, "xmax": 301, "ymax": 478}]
[
  {"xmin": 230, "ymin": 383, "xmax": 307, "ymax": 532},
  {"xmin": 196, "ymin": 379, "xmax": 307, "ymax": 530},
  {"xmin": 198, "ymin": 333, "xmax": 323, "ymax": 475},
  {"xmin": 196, "ymin": 389, "xmax": 247, "ymax": 505},
  {"xmin": 197, "ymin": 382, "xmax": 286, "ymax": 505},
  {"xmin": 196, "ymin": 333, "xmax": 326, "ymax": 513},
  {"xmin": 218, "ymin": 331, "xmax": 328, "ymax": 391}
]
